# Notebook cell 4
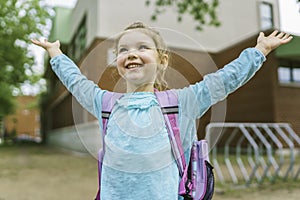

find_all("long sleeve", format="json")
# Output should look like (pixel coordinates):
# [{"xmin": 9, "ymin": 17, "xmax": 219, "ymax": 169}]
[
  {"xmin": 178, "ymin": 47, "xmax": 266, "ymax": 119},
  {"xmin": 50, "ymin": 54, "xmax": 103, "ymax": 118}
]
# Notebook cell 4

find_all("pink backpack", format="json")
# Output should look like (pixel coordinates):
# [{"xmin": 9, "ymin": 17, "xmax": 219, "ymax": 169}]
[{"xmin": 95, "ymin": 90, "xmax": 214, "ymax": 200}]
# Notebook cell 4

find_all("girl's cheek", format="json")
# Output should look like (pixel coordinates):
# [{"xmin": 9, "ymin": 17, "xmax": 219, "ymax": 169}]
[
  {"xmin": 116, "ymin": 55, "xmax": 124, "ymax": 66},
  {"xmin": 116, "ymin": 56, "xmax": 126, "ymax": 75}
]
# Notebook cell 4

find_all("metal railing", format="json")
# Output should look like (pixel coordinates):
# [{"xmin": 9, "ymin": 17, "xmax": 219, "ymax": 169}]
[{"xmin": 206, "ymin": 123, "xmax": 300, "ymax": 186}]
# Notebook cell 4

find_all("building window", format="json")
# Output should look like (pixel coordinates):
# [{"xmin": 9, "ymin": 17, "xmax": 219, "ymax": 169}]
[
  {"xmin": 259, "ymin": 2, "xmax": 274, "ymax": 30},
  {"xmin": 68, "ymin": 14, "xmax": 87, "ymax": 61},
  {"xmin": 278, "ymin": 67, "xmax": 291, "ymax": 83},
  {"xmin": 278, "ymin": 60, "xmax": 300, "ymax": 86}
]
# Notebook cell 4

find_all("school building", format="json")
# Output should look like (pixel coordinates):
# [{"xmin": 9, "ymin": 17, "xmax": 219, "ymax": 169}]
[{"xmin": 42, "ymin": 0, "xmax": 300, "ymax": 152}]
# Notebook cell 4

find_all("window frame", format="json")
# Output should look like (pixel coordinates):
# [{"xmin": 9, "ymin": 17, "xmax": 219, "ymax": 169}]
[
  {"xmin": 259, "ymin": 1, "xmax": 274, "ymax": 31},
  {"xmin": 67, "ymin": 14, "xmax": 87, "ymax": 62},
  {"xmin": 278, "ymin": 60, "xmax": 300, "ymax": 87}
]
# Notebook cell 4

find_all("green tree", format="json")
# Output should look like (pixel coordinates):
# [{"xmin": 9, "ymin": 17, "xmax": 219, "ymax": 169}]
[
  {"xmin": 146, "ymin": 0, "xmax": 220, "ymax": 30},
  {"xmin": 0, "ymin": 0, "xmax": 51, "ymax": 142}
]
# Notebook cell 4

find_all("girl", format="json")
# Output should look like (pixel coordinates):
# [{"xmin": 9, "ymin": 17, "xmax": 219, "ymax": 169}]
[{"xmin": 31, "ymin": 22, "xmax": 292, "ymax": 200}]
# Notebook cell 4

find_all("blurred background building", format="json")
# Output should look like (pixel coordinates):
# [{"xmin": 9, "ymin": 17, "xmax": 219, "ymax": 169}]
[
  {"xmin": 40, "ymin": 0, "xmax": 300, "ymax": 152},
  {"xmin": 4, "ymin": 96, "xmax": 41, "ymax": 143}
]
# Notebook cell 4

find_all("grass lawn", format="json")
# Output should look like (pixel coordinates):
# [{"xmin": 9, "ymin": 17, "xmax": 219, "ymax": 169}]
[{"xmin": 0, "ymin": 143, "xmax": 299, "ymax": 200}]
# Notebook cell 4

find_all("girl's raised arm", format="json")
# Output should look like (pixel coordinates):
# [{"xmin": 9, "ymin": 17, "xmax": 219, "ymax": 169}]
[
  {"xmin": 31, "ymin": 38, "xmax": 103, "ymax": 119},
  {"xmin": 181, "ymin": 30, "xmax": 293, "ymax": 119}
]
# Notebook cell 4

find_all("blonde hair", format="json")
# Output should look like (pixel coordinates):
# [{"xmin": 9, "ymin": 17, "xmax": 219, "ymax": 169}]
[{"xmin": 114, "ymin": 22, "xmax": 170, "ymax": 91}]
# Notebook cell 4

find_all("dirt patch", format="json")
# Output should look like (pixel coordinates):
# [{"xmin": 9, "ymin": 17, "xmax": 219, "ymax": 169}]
[
  {"xmin": 0, "ymin": 144, "xmax": 98, "ymax": 200},
  {"xmin": 0, "ymin": 144, "xmax": 299, "ymax": 200},
  {"xmin": 213, "ymin": 181, "xmax": 300, "ymax": 200}
]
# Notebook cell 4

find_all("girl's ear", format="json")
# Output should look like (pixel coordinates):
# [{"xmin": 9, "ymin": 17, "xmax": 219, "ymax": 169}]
[{"xmin": 160, "ymin": 53, "xmax": 169, "ymax": 69}]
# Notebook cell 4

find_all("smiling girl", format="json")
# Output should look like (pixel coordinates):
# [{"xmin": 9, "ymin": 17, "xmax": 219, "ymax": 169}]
[{"xmin": 31, "ymin": 22, "xmax": 292, "ymax": 200}]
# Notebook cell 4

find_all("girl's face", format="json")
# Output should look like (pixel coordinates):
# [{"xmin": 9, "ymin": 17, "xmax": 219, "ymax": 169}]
[{"xmin": 116, "ymin": 30, "xmax": 162, "ymax": 92}]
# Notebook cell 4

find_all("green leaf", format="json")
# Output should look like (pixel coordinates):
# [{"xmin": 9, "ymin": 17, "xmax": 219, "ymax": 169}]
[
  {"xmin": 151, "ymin": 15, "xmax": 157, "ymax": 21},
  {"xmin": 146, "ymin": 0, "xmax": 221, "ymax": 31}
]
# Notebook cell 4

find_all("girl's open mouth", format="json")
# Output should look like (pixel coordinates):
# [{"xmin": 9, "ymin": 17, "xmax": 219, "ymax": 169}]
[{"xmin": 126, "ymin": 63, "xmax": 143, "ymax": 69}]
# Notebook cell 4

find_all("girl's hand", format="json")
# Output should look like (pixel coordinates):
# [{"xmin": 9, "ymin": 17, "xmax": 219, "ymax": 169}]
[
  {"xmin": 255, "ymin": 30, "xmax": 293, "ymax": 56},
  {"xmin": 31, "ymin": 38, "xmax": 63, "ymax": 58}
]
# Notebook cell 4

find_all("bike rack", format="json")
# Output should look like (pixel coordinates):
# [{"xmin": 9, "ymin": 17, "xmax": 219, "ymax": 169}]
[{"xmin": 206, "ymin": 123, "xmax": 300, "ymax": 186}]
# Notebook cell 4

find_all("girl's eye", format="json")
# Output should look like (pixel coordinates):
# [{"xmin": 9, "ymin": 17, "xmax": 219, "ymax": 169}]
[
  {"xmin": 118, "ymin": 48, "xmax": 128, "ymax": 54},
  {"xmin": 139, "ymin": 45, "xmax": 149, "ymax": 50}
]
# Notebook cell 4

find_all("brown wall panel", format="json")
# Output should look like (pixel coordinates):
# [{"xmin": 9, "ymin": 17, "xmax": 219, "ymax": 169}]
[
  {"xmin": 52, "ymin": 94, "xmax": 73, "ymax": 129},
  {"xmin": 275, "ymin": 86, "xmax": 300, "ymax": 134}
]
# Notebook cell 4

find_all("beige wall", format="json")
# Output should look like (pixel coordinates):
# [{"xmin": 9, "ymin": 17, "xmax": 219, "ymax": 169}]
[
  {"xmin": 62, "ymin": 0, "xmax": 280, "ymax": 53},
  {"xmin": 97, "ymin": 0, "xmax": 280, "ymax": 52},
  {"xmin": 4, "ymin": 96, "xmax": 40, "ymax": 138}
]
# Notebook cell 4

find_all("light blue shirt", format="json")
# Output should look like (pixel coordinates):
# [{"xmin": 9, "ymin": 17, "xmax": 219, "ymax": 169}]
[{"xmin": 50, "ymin": 48, "xmax": 265, "ymax": 200}]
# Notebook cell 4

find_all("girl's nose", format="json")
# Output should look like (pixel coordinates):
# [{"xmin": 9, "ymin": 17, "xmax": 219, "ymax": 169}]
[{"xmin": 127, "ymin": 49, "xmax": 138, "ymax": 60}]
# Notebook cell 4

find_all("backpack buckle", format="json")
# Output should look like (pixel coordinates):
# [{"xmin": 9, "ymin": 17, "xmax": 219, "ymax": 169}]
[{"xmin": 183, "ymin": 179, "xmax": 192, "ymax": 199}]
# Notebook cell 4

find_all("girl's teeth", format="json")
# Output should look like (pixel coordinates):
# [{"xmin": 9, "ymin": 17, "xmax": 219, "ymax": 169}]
[{"xmin": 128, "ymin": 64, "xmax": 140, "ymax": 69}]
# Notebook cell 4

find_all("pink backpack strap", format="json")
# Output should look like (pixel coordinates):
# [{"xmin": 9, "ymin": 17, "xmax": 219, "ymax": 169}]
[
  {"xmin": 155, "ymin": 90, "xmax": 191, "ymax": 196},
  {"xmin": 95, "ymin": 91, "xmax": 123, "ymax": 200},
  {"xmin": 101, "ymin": 91, "xmax": 123, "ymax": 137}
]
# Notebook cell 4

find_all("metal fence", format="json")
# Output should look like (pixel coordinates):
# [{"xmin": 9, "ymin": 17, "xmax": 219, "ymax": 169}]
[{"xmin": 206, "ymin": 123, "xmax": 300, "ymax": 186}]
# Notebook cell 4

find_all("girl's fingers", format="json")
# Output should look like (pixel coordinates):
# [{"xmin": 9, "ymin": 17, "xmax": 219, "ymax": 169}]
[
  {"xmin": 283, "ymin": 33, "xmax": 292, "ymax": 40},
  {"xmin": 267, "ymin": 31, "xmax": 293, "ymax": 43},
  {"xmin": 276, "ymin": 32, "xmax": 284, "ymax": 38},
  {"xmin": 282, "ymin": 33, "xmax": 289, "ymax": 40},
  {"xmin": 259, "ymin": 32, "xmax": 265, "ymax": 38},
  {"xmin": 284, "ymin": 35, "xmax": 293, "ymax": 43},
  {"xmin": 278, "ymin": 33, "xmax": 293, "ymax": 44},
  {"xmin": 270, "ymin": 30, "xmax": 278, "ymax": 36},
  {"xmin": 31, "ymin": 39, "xmax": 41, "ymax": 46},
  {"xmin": 278, "ymin": 33, "xmax": 293, "ymax": 42},
  {"xmin": 31, "ymin": 38, "xmax": 46, "ymax": 48},
  {"xmin": 30, "ymin": 38, "xmax": 37, "ymax": 43}
]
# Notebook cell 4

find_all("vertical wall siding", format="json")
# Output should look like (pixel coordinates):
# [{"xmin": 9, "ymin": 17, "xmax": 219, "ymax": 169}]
[
  {"xmin": 275, "ymin": 86, "xmax": 300, "ymax": 134},
  {"xmin": 52, "ymin": 94, "xmax": 73, "ymax": 129}
]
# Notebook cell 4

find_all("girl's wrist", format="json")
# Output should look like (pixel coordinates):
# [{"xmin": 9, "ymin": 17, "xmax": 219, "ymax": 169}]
[
  {"xmin": 254, "ymin": 44, "xmax": 270, "ymax": 56},
  {"xmin": 48, "ymin": 47, "xmax": 63, "ymax": 58}
]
